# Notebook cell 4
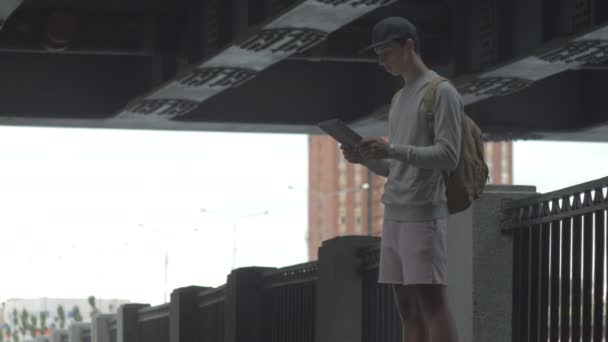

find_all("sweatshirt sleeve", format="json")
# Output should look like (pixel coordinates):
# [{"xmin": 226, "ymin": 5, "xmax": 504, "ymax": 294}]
[
  {"xmin": 364, "ymin": 159, "xmax": 390, "ymax": 177},
  {"xmin": 391, "ymin": 82, "xmax": 463, "ymax": 171}
]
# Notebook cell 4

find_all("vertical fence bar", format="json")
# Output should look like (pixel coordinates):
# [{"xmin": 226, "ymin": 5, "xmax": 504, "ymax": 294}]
[
  {"xmin": 521, "ymin": 214, "xmax": 532, "ymax": 342},
  {"xmin": 583, "ymin": 205, "xmax": 594, "ymax": 341},
  {"xmin": 312, "ymin": 282, "xmax": 317, "ymax": 342},
  {"xmin": 530, "ymin": 203, "xmax": 542, "ymax": 342},
  {"xmin": 549, "ymin": 198, "xmax": 561, "ymax": 342},
  {"xmin": 540, "ymin": 219, "xmax": 551, "ymax": 341},
  {"xmin": 572, "ymin": 195, "xmax": 583, "ymax": 342},
  {"xmin": 512, "ymin": 220, "xmax": 522, "ymax": 342},
  {"xmin": 362, "ymin": 272, "xmax": 368, "ymax": 342},
  {"xmin": 375, "ymin": 271, "xmax": 380, "ymax": 342},
  {"xmin": 282, "ymin": 285, "xmax": 287, "ymax": 342},
  {"xmin": 378, "ymin": 284, "xmax": 384, "ymax": 342},
  {"xmin": 593, "ymin": 189, "xmax": 605, "ymax": 342},
  {"xmin": 549, "ymin": 220, "xmax": 561, "ymax": 342},
  {"xmin": 561, "ymin": 196, "xmax": 573, "ymax": 342},
  {"xmin": 304, "ymin": 283, "xmax": 309, "ymax": 342}
]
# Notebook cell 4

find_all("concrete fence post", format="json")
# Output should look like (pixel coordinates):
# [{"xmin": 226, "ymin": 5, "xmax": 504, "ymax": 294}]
[
  {"xmin": 92, "ymin": 314, "xmax": 115, "ymax": 342},
  {"xmin": 170, "ymin": 285, "xmax": 209, "ymax": 342},
  {"xmin": 447, "ymin": 184, "xmax": 537, "ymax": 342},
  {"xmin": 50, "ymin": 329, "xmax": 69, "ymax": 342},
  {"xmin": 224, "ymin": 267, "xmax": 275, "ymax": 342},
  {"xmin": 117, "ymin": 304, "xmax": 150, "ymax": 342},
  {"xmin": 68, "ymin": 323, "xmax": 91, "ymax": 342},
  {"xmin": 315, "ymin": 235, "xmax": 379, "ymax": 342}
]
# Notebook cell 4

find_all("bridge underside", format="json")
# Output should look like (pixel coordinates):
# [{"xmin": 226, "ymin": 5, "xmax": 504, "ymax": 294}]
[{"xmin": 0, "ymin": 0, "xmax": 607, "ymax": 141}]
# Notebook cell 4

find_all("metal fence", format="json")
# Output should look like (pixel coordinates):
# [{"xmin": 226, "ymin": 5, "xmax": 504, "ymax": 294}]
[
  {"xmin": 81, "ymin": 328, "xmax": 91, "ymax": 342},
  {"xmin": 505, "ymin": 176, "xmax": 608, "ymax": 342},
  {"xmin": 65, "ymin": 237, "xmax": 407, "ymax": 342},
  {"xmin": 359, "ymin": 245, "xmax": 402, "ymax": 342},
  {"xmin": 78, "ymin": 325, "xmax": 92, "ymax": 342},
  {"xmin": 108, "ymin": 316, "xmax": 117, "ymax": 342},
  {"xmin": 197, "ymin": 285, "xmax": 226, "ymax": 342},
  {"xmin": 261, "ymin": 262, "xmax": 318, "ymax": 342},
  {"xmin": 137, "ymin": 304, "xmax": 170, "ymax": 342}
]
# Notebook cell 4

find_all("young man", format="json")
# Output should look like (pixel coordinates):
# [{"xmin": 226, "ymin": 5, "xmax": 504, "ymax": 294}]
[{"xmin": 342, "ymin": 17, "xmax": 462, "ymax": 342}]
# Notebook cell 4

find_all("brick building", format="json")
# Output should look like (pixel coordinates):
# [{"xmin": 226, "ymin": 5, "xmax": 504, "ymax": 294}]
[{"xmin": 308, "ymin": 135, "xmax": 513, "ymax": 260}]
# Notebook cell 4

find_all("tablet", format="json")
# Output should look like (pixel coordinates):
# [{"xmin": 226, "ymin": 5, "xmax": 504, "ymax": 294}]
[{"xmin": 318, "ymin": 119, "xmax": 363, "ymax": 147}]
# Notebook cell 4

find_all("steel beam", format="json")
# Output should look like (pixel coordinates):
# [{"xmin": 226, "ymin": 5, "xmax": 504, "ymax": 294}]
[
  {"xmin": 0, "ymin": 53, "xmax": 155, "ymax": 117},
  {"xmin": 0, "ymin": 9, "xmax": 159, "ymax": 55},
  {"xmin": 0, "ymin": 0, "xmax": 23, "ymax": 30},
  {"xmin": 113, "ymin": 0, "xmax": 398, "ymax": 122}
]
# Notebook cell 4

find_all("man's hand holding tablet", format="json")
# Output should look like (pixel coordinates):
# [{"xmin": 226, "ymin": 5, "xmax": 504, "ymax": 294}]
[{"xmin": 318, "ymin": 119, "xmax": 366, "ymax": 164}]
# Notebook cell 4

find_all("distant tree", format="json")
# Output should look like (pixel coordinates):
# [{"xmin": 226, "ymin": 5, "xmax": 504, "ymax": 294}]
[
  {"xmin": 70, "ymin": 306, "xmax": 82, "ymax": 323},
  {"xmin": 55, "ymin": 306, "xmax": 66, "ymax": 330},
  {"xmin": 11, "ymin": 310, "xmax": 18, "ymax": 329},
  {"xmin": 39, "ymin": 312, "xmax": 48, "ymax": 335},
  {"xmin": 0, "ymin": 326, "xmax": 4, "ymax": 342},
  {"xmin": 87, "ymin": 296, "xmax": 99, "ymax": 319},
  {"xmin": 28, "ymin": 316, "xmax": 37, "ymax": 337},
  {"xmin": 18, "ymin": 309, "xmax": 28, "ymax": 337}
]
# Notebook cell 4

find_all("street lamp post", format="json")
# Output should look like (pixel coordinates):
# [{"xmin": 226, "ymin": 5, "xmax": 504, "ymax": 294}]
[
  {"xmin": 137, "ymin": 224, "xmax": 171, "ymax": 304},
  {"xmin": 200, "ymin": 209, "xmax": 269, "ymax": 269}
]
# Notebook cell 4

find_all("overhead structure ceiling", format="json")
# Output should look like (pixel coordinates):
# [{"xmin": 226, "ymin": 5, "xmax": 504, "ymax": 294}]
[{"xmin": 0, "ymin": 0, "xmax": 607, "ymax": 142}]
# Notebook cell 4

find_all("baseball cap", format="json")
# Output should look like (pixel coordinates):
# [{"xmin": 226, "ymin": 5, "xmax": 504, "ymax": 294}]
[{"xmin": 359, "ymin": 17, "xmax": 419, "ymax": 54}]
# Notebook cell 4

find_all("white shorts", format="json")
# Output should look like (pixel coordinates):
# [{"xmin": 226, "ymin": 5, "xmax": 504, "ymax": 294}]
[{"xmin": 378, "ymin": 218, "xmax": 449, "ymax": 285}]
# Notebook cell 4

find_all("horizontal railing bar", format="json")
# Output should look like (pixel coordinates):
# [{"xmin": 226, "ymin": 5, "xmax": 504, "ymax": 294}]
[
  {"xmin": 262, "ymin": 261, "xmax": 318, "ymax": 289},
  {"xmin": 357, "ymin": 244, "xmax": 380, "ymax": 272},
  {"xmin": 356, "ymin": 243, "xmax": 380, "ymax": 257},
  {"xmin": 505, "ymin": 177, "xmax": 608, "ymax": 210},
  {"xmin": 262, "ymin": 261, "xmax": 318, "ymax": 277},
  {"xmin": 360, "ymin": 262, "xmax": 380, "ymax": 272},
  {"xmin": 198, "ymin": 295, "xmax": 226, "ymax": 308},
  {"xmin": 198, "ymin": 285, "xmax": 226, "ymax": 298},
  {"xmin": 263, "ymin": 274, "xmax": 318, "ymax": 289},
  {"xmin": 197, "ymin": 286, "xmax": 227, "ymax": 308},
  {"xmin": 503, "ymin": 202, "xmax": 608, "ymax": 232},
  {"xmin": 137, "ymin": 303, "xmax": 170, "ymax": 323}
]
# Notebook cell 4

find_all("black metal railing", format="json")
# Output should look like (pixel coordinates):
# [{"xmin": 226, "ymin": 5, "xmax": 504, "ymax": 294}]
[
  {"xmin": 197, "ymin": 285, "xmax": 226, "ymax": 342},
  {"xmin": 261, "ymin": 262, "xmax": 318, "ymax": 342},
  {"xmin": 504, "ymin": 176, "xmax": 608, "ymax": 342},
  {"xmin": 81, "ymin": 326, "xmax": 92, "ymax": 342},
  {"xmin": 359, "ymin": 244, "xmax": 402, "ymax": 342},
  {"xmin": 137, "ymin": 303, "xmax": 170, "ymax": 342},
  {"xmin": 109, "ymin": 316, "xmax": 117, "ymax": 342}
]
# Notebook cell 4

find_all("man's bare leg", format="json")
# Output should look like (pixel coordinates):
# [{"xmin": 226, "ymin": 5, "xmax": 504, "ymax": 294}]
[
  {"xmin": 416, "ymin": 284, "xmax": 459, "ymax": 342},
  {"xmin": 393, "ymin": 284, "xmax": 430, "ymax": 342}
]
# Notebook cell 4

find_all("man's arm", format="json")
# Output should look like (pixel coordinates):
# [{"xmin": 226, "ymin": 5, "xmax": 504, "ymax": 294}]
[
  {"xmin": 363, "ymin": 159, "xmax": 390, "ymax": 177},
  {"xmin": 390, "ymin": 83, "xmax": 462, "ymax": 171},
  {"xmin": 340, "ymin": 144, "xmax": 390, "ymax": 177}
]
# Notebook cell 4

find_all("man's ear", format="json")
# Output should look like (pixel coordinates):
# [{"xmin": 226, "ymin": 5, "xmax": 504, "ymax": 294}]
[{"xmin": 405, "ymin": 38, "xmax": 415, "ymax": 52}]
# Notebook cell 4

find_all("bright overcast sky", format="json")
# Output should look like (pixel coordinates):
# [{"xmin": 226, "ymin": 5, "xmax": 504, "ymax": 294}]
[
  {"xmin": 0, "ymin": 125, "xmax": 606, "ymax": 306},
  {"xmin": 0, "ymin": 126, "xmax": 308, "ymax": 305}
]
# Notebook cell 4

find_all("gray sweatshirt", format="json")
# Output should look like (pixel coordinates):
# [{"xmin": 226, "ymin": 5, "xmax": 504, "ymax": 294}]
[{"xmin": 365, "ymin": 70, "xmax": 463, "ymax": 222}]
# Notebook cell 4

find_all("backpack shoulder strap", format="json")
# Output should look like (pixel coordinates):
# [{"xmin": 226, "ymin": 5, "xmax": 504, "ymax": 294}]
[
  {"xmin": 423, "ymin": 77, "xmax": 451, "ymax": 179},
  {"xmin": 422, "ymin": 77, "xmax": 449, "ymax": 130}
]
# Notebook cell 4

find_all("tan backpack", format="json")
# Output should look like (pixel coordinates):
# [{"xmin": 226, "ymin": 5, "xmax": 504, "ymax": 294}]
[{"xmin": 422, "ymin": 77, "xmax": 489, "ymax": 214}]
